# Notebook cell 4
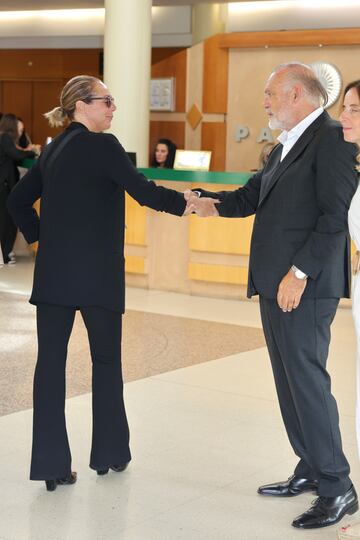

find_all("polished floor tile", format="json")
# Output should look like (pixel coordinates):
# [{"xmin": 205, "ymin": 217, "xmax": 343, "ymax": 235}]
[{"xmin": 0, "ymin": 258, "xmax": 359, "ymax": 539}]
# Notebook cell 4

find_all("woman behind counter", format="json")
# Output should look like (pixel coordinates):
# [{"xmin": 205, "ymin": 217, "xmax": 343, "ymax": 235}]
[
  {"xmin": 339, "ymin": 80, "xmax": 360, "ymax": 540},
  {"xmin": 150, "ymin": 138, "xmax": 177, "ymax": 168},
  {"xmin": 7, "ymin": 75, "xmax": 188, "ymax": 492},
  {"xmin": 0, "ymin": 113, "xmax": 37, "ymax": 265}
]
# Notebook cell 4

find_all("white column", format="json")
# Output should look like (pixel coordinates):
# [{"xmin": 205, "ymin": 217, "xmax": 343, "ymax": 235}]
[
  {"xmin": 104, "ymin": 0, "xmax": 152, "ymax": 167},
  {"xmin": 192, "ymin": 3, "xmax": 226, "ymax": 45}
]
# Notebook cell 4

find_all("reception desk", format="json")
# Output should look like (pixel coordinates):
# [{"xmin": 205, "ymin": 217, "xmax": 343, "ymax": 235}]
[
  {"xmin": 125, "ymin": 168, "xmax": 253, "ymax": 300},
  {"xmin": 19, "ymin": 160, "xmax": 356, "ymax": 303}
]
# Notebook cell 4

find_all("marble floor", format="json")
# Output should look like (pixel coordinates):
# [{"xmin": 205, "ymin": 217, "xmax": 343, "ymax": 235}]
[{"xmin": 0, "ymin": 258, "xmax": 359, "ymax": 540}]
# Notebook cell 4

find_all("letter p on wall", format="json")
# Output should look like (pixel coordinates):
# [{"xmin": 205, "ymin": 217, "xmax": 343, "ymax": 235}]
[{"xmin": 235, "ymin": 125, "xmax": 249, "ymax": 142}]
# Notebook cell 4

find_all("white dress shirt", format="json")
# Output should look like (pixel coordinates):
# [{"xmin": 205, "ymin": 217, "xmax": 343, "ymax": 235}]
[
  {"xmin": 276, "ymin": 106, "xmax": 324, "ymax": 278},
  {"xmin": 277, "ymin": 107, "xmax": 324, "ymax": 162}
]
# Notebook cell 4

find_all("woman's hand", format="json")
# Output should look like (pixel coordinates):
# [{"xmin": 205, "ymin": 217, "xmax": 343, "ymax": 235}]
[{"xmin": 352, "ymin": 250, "xmax": 360, "ymax": 276}]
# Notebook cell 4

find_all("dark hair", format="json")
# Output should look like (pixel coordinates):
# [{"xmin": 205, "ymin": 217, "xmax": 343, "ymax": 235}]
[
  {"xmin": 258, "ymin": 142, "xmax": 276, "ymax": 169},
  {"xmin": 150, "ymin": 138, "xmax": 177, "ymax": 168},
  {"xmin": 342, "ymin": 80, "xmax": 360, "ymax": 170},
  {"xmin": 0, "ymin": 113, "xmax": 19, "ymax": 142},
  {"xmin": 343, "ymin": 79, "xmax": 360, "ymax": 101},
  {"xmin": 17, "ymin": 117, "xmax": 30, "ymax": 148}
]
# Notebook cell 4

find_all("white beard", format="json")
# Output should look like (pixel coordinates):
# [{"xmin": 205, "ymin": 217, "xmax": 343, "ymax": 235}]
[{"xmin": 269, "ymin": 116, "xmax": 285, "ymax": 130}]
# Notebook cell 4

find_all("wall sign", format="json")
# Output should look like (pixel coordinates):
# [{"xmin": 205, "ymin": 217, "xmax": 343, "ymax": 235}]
[{"xmin": 150, "ymin": 78, "xmax": 176, "ymax": 111}]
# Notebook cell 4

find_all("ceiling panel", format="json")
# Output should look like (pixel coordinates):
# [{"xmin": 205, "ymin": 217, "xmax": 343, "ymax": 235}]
[{"xmin": 0, "ymin": 0, "xmax": 265, "ymax": 10}]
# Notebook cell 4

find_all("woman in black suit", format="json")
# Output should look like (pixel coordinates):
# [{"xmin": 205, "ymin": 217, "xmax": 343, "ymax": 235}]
[
  {"xmin": 0, "ymin": 114, "xmax": 36, "ymax": 264},
  {"xmin": 8, "ymin": 75, "xmax": 188, "ymax": 491}
]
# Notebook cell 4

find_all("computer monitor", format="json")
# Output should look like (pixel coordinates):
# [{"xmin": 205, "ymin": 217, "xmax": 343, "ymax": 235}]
[{"xmin": 126, "ymin": 152, "xmax": 137, "ymax": 167}]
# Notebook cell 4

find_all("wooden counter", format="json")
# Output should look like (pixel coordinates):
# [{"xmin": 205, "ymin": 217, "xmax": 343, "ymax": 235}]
[
  {"xmin": 20, "ymin": 162, "xmax": 356, "ymax": 301},
  {"xmin": 125, "ymin": 168, "xmax": 253, "ymax": 300}
]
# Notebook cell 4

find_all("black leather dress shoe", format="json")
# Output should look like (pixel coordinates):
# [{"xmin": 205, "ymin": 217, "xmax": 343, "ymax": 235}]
[
  {"xmin": 258, "ymin": 474, "xmax": 318, "ymax": 497},
  {"xmin": 97, "ymin": 462, "xmax": 130, "ymax": 476},
  {"xmin": 45, "ymin": 471, "xmax": 77, "ymax": 492},
  {"xmin": 292, "ymin": 485, "xmax": 359, "ymax": 529}
]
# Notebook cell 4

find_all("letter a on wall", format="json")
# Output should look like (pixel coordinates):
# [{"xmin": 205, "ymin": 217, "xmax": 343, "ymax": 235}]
[{"xmin": 256, "ymin": 127, "xmax": 274, "ymax": 143}]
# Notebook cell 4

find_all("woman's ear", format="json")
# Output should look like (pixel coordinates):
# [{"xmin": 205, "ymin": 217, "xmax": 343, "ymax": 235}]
[{"xmin": 75, "ymin": 100, "xmax": 86, "ymax": 115}]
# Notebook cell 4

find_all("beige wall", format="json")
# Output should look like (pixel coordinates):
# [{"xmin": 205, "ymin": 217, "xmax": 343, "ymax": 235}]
[{"xmin": 226, "ymin": 45, "xmax": 360, "ymax": 172}]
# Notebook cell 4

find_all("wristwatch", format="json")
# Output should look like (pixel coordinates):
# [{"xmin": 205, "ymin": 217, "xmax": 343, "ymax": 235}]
[{"xmin": 291, "ymin": 265, "xmax": 308, "ymax": 280}]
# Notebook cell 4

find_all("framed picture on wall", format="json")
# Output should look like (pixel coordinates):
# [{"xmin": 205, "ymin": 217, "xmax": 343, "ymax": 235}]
[{"xmin": 150, "ymin": 77, "xmax": 176, "ymax": 111}]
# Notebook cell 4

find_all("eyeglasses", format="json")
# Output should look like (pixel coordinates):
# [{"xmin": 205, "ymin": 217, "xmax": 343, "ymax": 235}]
[
  {"xmin": 85, "ymin": 95, "xmax": 115, "ymax": 108},
  {"xmin": 342, "ymin": 105, "xmax": 360, "ymax": 116}
]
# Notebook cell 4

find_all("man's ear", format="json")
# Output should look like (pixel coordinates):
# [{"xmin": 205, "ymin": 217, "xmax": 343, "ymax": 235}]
[{"xmin": 292, "ymin": 84, "xmax": 303, "ymax": 103}]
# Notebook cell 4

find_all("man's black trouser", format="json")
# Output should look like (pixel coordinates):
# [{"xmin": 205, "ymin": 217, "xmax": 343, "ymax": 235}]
[
  {"xmin": 260, "ymin": 296, "xmax": 351, "ymax": 497},
  {"xmin": 30, "ymin": 304, "xmax": 131, "ymax": 480}
]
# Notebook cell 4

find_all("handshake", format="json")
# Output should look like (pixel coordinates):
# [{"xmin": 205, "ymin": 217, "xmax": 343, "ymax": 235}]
[{"xmin": 183, "ymin": 189, "xmax": 220, "ymax": 217}]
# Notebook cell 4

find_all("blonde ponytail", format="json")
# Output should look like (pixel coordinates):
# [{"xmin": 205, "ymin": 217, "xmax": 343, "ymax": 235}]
[{"xmin": 44, "ymin": 106, "xmax": 68, "ymax": 128}]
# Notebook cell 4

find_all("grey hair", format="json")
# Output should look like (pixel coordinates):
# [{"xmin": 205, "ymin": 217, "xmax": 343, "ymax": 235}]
[{"xmin": 272, "ymin": 62, "xmax": 328, "ymax": 108}]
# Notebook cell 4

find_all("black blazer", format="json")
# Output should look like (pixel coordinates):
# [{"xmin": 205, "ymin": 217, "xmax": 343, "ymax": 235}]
[
  {"xmin": 0, "ymin": 132, "xmax": 35, "ymax": 190},
  {"xmin": 198, "ymin": 112, "xmax": 358, "ymax": 299},
  {"xmin": 7, "ymin": 122, "xmax": 186, "ymax": 312}
]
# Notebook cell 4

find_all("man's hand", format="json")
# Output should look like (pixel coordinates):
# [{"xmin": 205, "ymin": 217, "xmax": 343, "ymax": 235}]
[
  {"xmin": 183, "ymin": 190, "xmax": 220, "ymax": 217},
  {"xmin": 277, "ymin": 269, "xmax": 307, "ymax": 312},
  {"xmin": 193, "ymin": 197, "xmax": 220, "ymax": 217},
  {"xmin": 183, "ymin": 190, "xmax": 200, "ymax": 215}
]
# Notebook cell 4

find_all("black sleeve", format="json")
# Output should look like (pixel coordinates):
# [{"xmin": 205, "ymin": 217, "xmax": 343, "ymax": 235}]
[
  {"xmin": 292, "ymin": 127, "xmax": 358, "ymax": 279},
  {"xmin": 104, "ymin": 135, "xmax": 186, "ymax": 216},
  {"xmin": 1, "ymin": 133, "xmax": 35, "ymax": 163},
  {"xmin": 193, "ymin": 171, "xmax": 262, "ymax": 218},
  {"xmin": 7, "ymin": 159, "xmax": 42, "ymax": 244}
]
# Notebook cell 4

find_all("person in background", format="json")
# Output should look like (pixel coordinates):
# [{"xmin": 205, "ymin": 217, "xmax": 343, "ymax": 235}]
[
  {"xmin": 0, "ymin": 113, "xmax": 37, "ymax": 264},
  {"xmin": 150, "ymin": 138, "xmax": 177, "ymax": 168},
  {"xmin": 338, "ymin": 79, "xmax": 360, "ymax": 540},
  {"xmin": 0, "ymin": 114, "xmax": 3, "ymax": 267},
  {"xmin": 7, "ymin": 75, "xmax": 191, "ymax": 493},
  {"xmin": 258, "ymin": 141, "xmax": 276, "ymax": 169},
  {"xmin": 17, "ymin": 118, "xmax": 32, "ymax": 149}
]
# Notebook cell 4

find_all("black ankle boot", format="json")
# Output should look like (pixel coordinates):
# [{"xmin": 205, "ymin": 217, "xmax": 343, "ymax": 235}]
[
  {"xmin": 45, "ymin": 471, "xmax": 77, "ymax": 491},
  {"xmin": 97, "ymin": 469, "xmax": 109, "ymax": 476},
  {"xmin": 96, "ymin": 462, "xmax": 129, "ymax": 475}
]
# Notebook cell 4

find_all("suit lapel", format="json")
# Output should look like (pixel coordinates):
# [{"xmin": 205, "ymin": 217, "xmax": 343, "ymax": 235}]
[{"xmin": 258, "ymin": 111, "xmax": 328, "ymax": 207}]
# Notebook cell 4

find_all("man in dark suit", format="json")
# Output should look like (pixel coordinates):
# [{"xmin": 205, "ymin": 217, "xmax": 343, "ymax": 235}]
[{"xmin": 186, "ymin": 62, "xmax": 359, "ymax": 530}]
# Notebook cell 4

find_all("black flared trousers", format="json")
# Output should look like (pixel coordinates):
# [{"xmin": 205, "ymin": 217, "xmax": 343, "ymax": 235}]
[{"xmin": 30, "ymin": 303, "xmax": 131, "ymax": 480}]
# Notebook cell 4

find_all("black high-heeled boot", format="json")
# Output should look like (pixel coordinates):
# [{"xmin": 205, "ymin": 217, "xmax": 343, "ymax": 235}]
[
  {"xmin": 96, "ymin": 462, "xmax": 129, "ymax": 476},
  {"xmin": 45, "ymin": 471, "xmax": 77, "ymax": 491}
]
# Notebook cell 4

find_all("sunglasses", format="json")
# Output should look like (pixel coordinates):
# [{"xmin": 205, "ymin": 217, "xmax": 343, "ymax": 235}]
[{"xmin": 85, "ymin": 95, "xmax": 115, "ymax": 108}]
